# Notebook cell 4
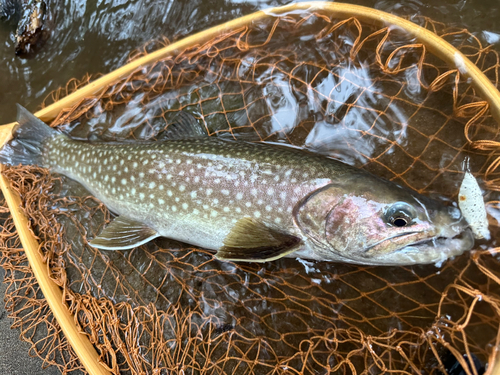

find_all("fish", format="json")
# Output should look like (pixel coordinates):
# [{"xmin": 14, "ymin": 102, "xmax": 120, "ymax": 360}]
[{"xmin": 0, "ymin": 105, "xmax": 474, "ymax": 266}]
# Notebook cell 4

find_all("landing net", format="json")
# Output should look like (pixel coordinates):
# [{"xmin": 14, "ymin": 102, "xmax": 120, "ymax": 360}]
[{"xmin": 1, "ymin": 9, "xmax": 500, "ymax": 375}]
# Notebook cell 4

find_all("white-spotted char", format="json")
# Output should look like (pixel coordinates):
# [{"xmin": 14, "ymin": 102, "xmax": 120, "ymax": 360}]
[{"xmin": 0, "ymin": 105, "xmax": 475, "ymax": 266}]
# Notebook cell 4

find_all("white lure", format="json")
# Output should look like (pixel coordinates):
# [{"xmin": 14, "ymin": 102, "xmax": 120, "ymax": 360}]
[{"xmin": 458, "ymin": 158, "xmax": 490, "ymax": 240}]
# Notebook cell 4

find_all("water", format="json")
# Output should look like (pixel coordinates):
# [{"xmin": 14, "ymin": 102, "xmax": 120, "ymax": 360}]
[
  {"xmin": 0, "ymin": 0, "xmax": 500, "ymax": 124},
  {"xmin": 1, "ymin": 0, "xmax": 500, "ymax": 373}
]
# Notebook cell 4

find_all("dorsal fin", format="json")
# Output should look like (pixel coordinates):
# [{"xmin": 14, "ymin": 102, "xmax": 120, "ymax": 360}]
[
  {"xmin": 216, "ymin": 217, "xmax": 301, "ymax": 262},
  {"xmin": 165, "ymin": 111, "xmax": 208, "ymax": 140},
  {"xmin": 89, "ymin": 216, "xmax": 158, "ymax": 250}
]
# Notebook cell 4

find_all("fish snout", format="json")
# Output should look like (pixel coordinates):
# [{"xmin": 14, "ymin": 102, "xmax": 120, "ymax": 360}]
[
  {"xmin": 447, "ymin": 206, "xmax": 462, "ymax": 221},
  {"xmin": 430, "ymin": 205, "xmax": 470, "ymax": 239}
]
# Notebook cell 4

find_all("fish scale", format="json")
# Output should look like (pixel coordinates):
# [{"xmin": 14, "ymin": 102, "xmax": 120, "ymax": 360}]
[
  {"xmin": 0, "ymin": 105, "xmax": 475, "ymax": 265},
  {"xmin": 46, "ymin": 136, "xmax": 340, "ymax": 250}
]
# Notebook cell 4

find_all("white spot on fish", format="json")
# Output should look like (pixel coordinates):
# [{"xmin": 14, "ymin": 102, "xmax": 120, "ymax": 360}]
[
  {"xmin": 131, "ymin": 188, "xmax": 136, "ymax": 195},
  {"xmin": 245, "ymin": 202, "xmax": 251, "ymax": 207},
  {"xmin": 221, "ymin": 189, "xmax": 229, "ymax": 195},
  {"xmin": 121, "ymin": 178, "xmax": 127, "ymax": 185},
  {"xmin": 149, "ymin": 182, "xmax": 156, "ymax": 189},
  {"xmin": 254, "ymin": 211, "xmax": 261, "ymax": 218},
  {"xmin": 190, "ymin": 191, "xmax": 197, "ymax": 199},
  {"xmin": 193, "ymin": 208, "xmax": 200, "ymax": 215},
  {"xmin": 206, "ymin": 188, "xmax": 213, "ymax": 196},
  {"xmin": 182, "ymin": 203, "xmax": 188, "ymax": 210},
  {"xmin": 274, "ymin": 217, "xmax": 282, "ymax": 224},
  {"xmin": 179, "ymin": 185, "xmax": 186, "ymax": 192},
  {"xmin": 167, "ymin": 190, "xmax": 173, "ymax": 197},
  {"xmin": 139, "ymin": 193, "xmax": 145, "ymax": 200},
  {"xmin": 223, "ymin": 207, "xmax": 230, "ymax": 212}
]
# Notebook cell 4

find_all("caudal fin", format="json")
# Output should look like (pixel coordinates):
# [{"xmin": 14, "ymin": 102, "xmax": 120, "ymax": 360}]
[{"xmin": 0, "ymin": 104, "xmax": 59, "ymax": 167}]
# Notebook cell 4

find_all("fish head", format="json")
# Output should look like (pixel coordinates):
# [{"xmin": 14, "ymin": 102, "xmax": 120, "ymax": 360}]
[{"xmin": 294, "ymin": 173, "xmax": 474, "ymax": 265}]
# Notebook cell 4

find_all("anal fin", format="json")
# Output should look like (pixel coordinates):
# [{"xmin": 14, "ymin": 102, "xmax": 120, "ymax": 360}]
[
  {"xmin": 216, "ymin": 217, "xmax": 301, "ymax": 262},
  {"xmin": 89, "ymin": 216, "xmax": 158, "ymax": 250}
]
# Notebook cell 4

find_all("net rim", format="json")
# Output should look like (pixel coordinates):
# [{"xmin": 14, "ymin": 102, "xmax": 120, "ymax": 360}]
[{"xmin": 1, "ymin": 2, "xmax": 499, "ymax": 374}]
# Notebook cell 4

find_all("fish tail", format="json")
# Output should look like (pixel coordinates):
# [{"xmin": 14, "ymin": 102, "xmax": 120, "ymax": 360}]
[{"xmin": 0, "ymin": 104, "xmax": 61, "ymax": 167}]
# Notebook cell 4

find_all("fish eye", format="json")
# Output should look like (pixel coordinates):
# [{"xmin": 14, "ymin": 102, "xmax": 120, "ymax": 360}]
[{"xmin": 385, "ymin": 202, "xmax": 416, "ymax": 228}]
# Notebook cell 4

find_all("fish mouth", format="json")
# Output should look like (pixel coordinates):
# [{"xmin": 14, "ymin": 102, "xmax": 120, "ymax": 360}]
[
  {"xmin": 355, "ymin": 228, "xmax": 475, "ymax": 266},
  {"xmin": 361, "ymin": 230, "xmax": 423, "ymax": 254}
]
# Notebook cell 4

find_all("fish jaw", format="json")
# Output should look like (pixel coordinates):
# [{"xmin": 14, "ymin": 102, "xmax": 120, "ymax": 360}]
[
  {"xmin": 364, "ymin": 227, "xmax": 475, "ymax": 266},
  {"xmin": 293, "ymin": 226, "xmax": 474, "ymax": 266}
]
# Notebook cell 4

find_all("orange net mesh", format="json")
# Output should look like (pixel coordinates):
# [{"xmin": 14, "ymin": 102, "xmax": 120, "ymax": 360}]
[{"xmin": 1, "ymin": 10, "xmax": 500, "ymax": 375}]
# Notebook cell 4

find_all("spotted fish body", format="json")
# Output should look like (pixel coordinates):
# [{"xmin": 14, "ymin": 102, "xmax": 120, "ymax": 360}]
[
  {"xmin": 0, "ymin": 105, "xmax": 475, "ymax": 266},
  {"xmin": 49, "ymin": 136, "xmax": 341, "ymax": 251}
]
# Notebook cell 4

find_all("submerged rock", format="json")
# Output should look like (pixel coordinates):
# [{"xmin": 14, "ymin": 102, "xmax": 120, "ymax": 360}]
[{"xmin": 0, "ymin": 0, "xmax": 49, "ymax": 57}]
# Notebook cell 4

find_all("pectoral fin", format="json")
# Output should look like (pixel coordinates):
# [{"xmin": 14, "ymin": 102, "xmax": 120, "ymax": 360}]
[
  {"xmin": 89, "ymin": 216, "xmax": 158, "ymax": 250},
  {"xmin": 216, "ymin": 217, "xmax": 301, "ymax": 262}
]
